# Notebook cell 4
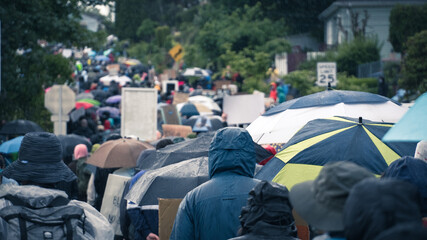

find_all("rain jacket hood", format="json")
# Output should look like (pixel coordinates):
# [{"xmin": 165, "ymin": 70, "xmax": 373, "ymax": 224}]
[{"xmin": 208, "ymin": 127, "xmax": 255, "ymax": 179}]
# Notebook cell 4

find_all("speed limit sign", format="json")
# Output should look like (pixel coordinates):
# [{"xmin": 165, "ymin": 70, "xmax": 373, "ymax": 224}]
[{"xmin": 317, "ymin": 62, "xmax": 337, "ymax": 87}]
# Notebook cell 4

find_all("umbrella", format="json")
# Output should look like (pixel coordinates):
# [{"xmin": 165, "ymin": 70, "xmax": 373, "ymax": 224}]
[
  {"xmin": 87, "ymin": 138, "xmax": 154, "ymax": 168},
  {"xmin": 76, "ymin": 92, "xmax": 94, "ymax": 101},
  {"xmin": 91, "ymin": 89, "xmax": 109, "ymax": 102},
  {"xmin": 137, "ymin": 133, "xmax": 272, "ymax": 170},
  {"xmin": 186, "ymin": 95, "xmax": 221, "ymax": 112},
  {"xmin": 137, "ymin": 134, "xmax": 213, "ymax": 170},
  {"xmin": 255, "ymin": 116, "xmax": 417, "ymax": 190},
  {"xmin": 95, "ymin": 55, "xmax": 110, "ymax": 62},
  {"xmin": 75, "ymin": 102, "xmax": 95, "ymax": 110},
  {"xmin": 69, "ymin": 108, "xmax": 86, "ymax": 122},
  {"xmin": 182, "ymin": 115, "xmax": 224, "ymax": 133},
  {"xmin": 247, "ymin": 89, "xmax": 408, "ymax": 144},
  {"xmin": 97, "ymin": 106, "xmax": 120, "ymax": 118},
  {"xmin": 0, "ymin": 136, "xmax": 24, "ymax": 154},
  {"xmin": 105, "ymin": 95, "xmax": 122, "ymax": 104},
  {"xmin": 77, "ymin": 98, "xmax": 100, "ymax": 106},
  {"xmin": 383, "ymin": 92, "xmax": 427, "ymax": 142},
  {"xmin": 126, "ymin": 156, "xmax": 209, "ymax": 206},
  {"xmin": 179, "ymin": 103, "xmax": 200, "ymax": 118},
  {"xmin": 182, "ymin": 67, "xmax": 210, "ymax": 77},
  {"xmin": 100, "ymin": 75, "xmax": 131, "ymax": 86},
  {"xmin": 124, "ymin": 59, "xmax": 141, "ymax": 66},
  {"xmin": 57, "ymin": 134, "xmax": 92, "ymax": 160},
  {"xmin": 0, "ymin": 120, "xmax": 44, "ymax": 135}
]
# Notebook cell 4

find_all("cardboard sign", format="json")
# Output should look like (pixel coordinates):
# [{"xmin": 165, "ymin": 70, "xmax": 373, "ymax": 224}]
[
  {"xmin": 158, "ymin": 198, "xmax": 183, "ymax": 240},
  {"xmin": 173, "ymin": 92, "xmax": 189, "ymax": 104},
  {"xmin": 223, "ymin": 94, "xmax": 264, "ymax": 125},
  {"xmin": 107, "ymin": 64, "xmax": 120, "ymax": 75},
  {"xmin": 214, "ymin": 80, "xmax": 231, "ymax": 90},
  {"xmin": 160, "ymin": 105, "xmax": 181, "ymax": 125},
  {"xmin": 100, "ymin": 174, "xmax": 131, "ymax": 236},
  {"xmin": 162, "ymin": 124, "xmax": 193, "ymax": 138},
  {"xmin": 121, "ymin": 88, "xmax": 158, "ymax": 141}
]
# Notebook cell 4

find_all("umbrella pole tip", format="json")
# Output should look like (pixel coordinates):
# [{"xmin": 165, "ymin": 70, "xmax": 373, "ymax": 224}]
[{"xmin": 359, "ymin": 117, "xmax": 362, "ymax": 124}]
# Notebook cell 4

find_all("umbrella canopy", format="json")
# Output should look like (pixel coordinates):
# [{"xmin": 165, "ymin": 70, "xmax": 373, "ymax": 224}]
[
  {"xmin": 179, "ymin": 103, "xmax": 200, "ymax": 118},
  {"xmin": 95, "ymin": 55, "xmax": 110, "ymax": 62},
  {"xmin": 126, "ymin": 156, "xmax": 209, "ymax": 205},
  {"xmin": 247, "ymin": 89, "xmax": 408, "ymax": 144},
  {"xmin": 137, "ymin": 134, "xmax": 213, "ymax": 170},
  {"xmin": 69, "ymin": 108, "xmax": 86, "ymax": 122},
  {"xmin": 182, "ymin": 67, "xmax": 209, "ymax": 77},
  {"xmin": 75, "ymin": 102, "xmax": 95, "ymax": 110},
  {"xmin": 105, "ymin": 95, "xmax": 121, "ymax": 104},
  {"xmin": 91, "ymin": 89, "xmax": 109, "ymax": 102},
  {"xmin": 187, "ymin": 95, "xmax": 221, "ymax": 112},
  {"xmin": 100, "ymin": 75, "xmax": 131, "ymax": 86},
  {"xmin": 76, "ymin": 92, "xmax": 94, "ymax": 101},
  {"xmin": 87, "ymin": 138, "xmax": 154, "ymax": 168},
  {"xmin": 0, "ymin": 136, "xmax": 24, "ymax": 154},
  {"xmin": 137, "ymin": 133, "xmax": 272, "ymax": 170},
  {"xmin": 77, "ymin": 98, "xmax": 100, "ymax": 106},
  {"xmin": 97, "ymin": 106, "xmax": 120, "ymax": 118},
  {"xmin": 124, "ymin": 59, "xmax": 141, "ymax": 66},
  {"xmin": 383, "ymin": 92, "xmax": 427, "ymax": 142},
  {"xmin": 255, "ymin": 116, "xmax": 417, "ymax": 190},
  {"xmin": 57, "ymin": 134, "xmax": 92, "ymax": 160},
  {"xmin": 0, "ymin": 120, "xmax": 44, "ymax": 135},
  {"xmin": 182, "ymin": 115, "xmax": 224, "ymax": 133}
]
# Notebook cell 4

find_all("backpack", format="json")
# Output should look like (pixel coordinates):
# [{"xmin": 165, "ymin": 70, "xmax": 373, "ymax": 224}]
[{"xmin": 0, "ymin": 194, "xmax": 95, "ymax": 240}]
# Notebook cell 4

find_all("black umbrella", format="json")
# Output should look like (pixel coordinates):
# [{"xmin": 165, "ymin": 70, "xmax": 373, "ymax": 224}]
[
  {"xmin": 126, "ymin": 156, "xmax": 209, "ymax": 205},
  {"xmin": 57, "ymin": 134, "xmax": 92, "ymax": 161},
  {"xmin": 180, "ymin": 103, "xmax": 199, "ymax": 118},
  {"xmin": 0, "ymin": 120, "xmax": 44, "ymax": 135},
  {"xmin": 137, "ymin": 133, "xmax": 272, "ymax": 170},
  {"xmin": 91, "ymin": 89, "xmax": 110, "ymax": 102}
]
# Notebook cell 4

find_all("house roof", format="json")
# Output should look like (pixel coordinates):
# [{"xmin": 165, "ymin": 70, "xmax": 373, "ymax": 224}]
[{"xmin": 319, "ymin": 0, "xmax": 427, "ymax": 20}]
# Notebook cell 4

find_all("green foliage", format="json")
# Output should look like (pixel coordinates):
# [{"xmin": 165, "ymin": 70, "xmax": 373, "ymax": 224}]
[
  {"xmin": 298, "ymin": 52, "xmax": 337, "ymax": 71},
  {"xmin": 401, "ymin": 30, "xmax": 427, "ymax": 95},
  {"xmin": 0, "ymin": 0, "xmax": 110, "ymax": 124},
  {"xmin": 335, "ymin": 37, "xmax": 381, "ymax": 76},
  {"xmin": 137, "ymin": 19, "xmax": 159, "ymax": 42},
  {"xmin": 155, "ymin": 26, "xmax": 172, "ymax": 48},
  {"xmin": 283, "ymin": 70, "xmax": 323, "ymax": 96},
  {"xmin": 389, "ymin": 4, "xmax": 427, "ymax": 53},
  {"xmin": 336, "ymin": 74, "xmax": 377, "ymax": 93}
]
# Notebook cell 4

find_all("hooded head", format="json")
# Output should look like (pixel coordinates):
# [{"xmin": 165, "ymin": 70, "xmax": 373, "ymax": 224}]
[{"xmin": 208, "ymin": 127, "xmax": 255, "ymax": 179}]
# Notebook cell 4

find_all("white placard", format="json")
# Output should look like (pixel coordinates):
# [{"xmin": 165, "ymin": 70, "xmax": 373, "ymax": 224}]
[
  {"xmin": 162, "ymin": 80, "xmax": 178, "ymax": 94},
  {"xmin": 100, "ymin": 174, "xmax": 131, "ymax": 236},
  {"xmin": 317, "ymin": 62, "xmax": 337, "ymax": 87},
  {"xmin": 121, "ymin": 88, "xmax": 157, "ymax": 140},
  {"xmin": 223, "ymin": 94, "xmax": 264, "ymax": 125}
]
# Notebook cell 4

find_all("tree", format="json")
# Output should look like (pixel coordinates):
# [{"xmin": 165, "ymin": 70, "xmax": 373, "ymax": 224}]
[
  {"xmin": 400, "ymin": 30, "xmax": 427, "ymax": 95},
  {"xmin": 335, "ymin": 37, "xmax": 381, "ymax": 76},
  {"xmin": 0, "ymin": 0, "xmax": 111, "ymax": 128},
  {"xmin": 389, "ymin": 4, "xmax": 427, "ymax": 53}
]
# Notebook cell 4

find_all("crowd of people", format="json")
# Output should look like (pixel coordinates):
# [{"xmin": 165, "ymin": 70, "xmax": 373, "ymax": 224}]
[{"xmin": 1, "ymin": 52, "xmax": 427, "ymax": 239}]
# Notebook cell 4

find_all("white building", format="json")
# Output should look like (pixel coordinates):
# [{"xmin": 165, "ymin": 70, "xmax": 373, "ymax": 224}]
[{"xmin": 319, "ymin": 0, "xmax": 427, "ymax": 60}]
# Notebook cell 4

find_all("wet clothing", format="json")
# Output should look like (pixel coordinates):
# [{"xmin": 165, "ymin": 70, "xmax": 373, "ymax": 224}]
[{"xmin": 171, "ymin": 128, "xmax": 260, "ymax": 240}]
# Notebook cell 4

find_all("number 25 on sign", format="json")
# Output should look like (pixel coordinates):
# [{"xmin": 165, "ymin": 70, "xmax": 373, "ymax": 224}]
[{"xmin": 317, "ymin": 62, "xmax": 337, "ymax": 87}]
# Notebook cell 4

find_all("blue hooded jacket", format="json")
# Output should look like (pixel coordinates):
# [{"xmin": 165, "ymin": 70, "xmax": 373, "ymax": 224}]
[{"xmin": 170, "ymin": 127, "xmax": 260, "ymax": 240}]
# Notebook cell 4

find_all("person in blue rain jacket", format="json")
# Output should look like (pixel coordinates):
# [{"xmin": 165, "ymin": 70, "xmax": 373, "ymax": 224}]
[{"xmin": 170, "ymin": 127, "xmax": 260, "ymax": 240}]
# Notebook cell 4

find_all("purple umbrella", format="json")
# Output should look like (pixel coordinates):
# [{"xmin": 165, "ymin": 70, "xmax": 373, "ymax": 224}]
[
  {"xmin": 105, "ymin": 95, "xmax": 121, "ymax": 104},
  {"xmin": 97, "ymin": 107, "xmax": 120, "ymax": 118}
]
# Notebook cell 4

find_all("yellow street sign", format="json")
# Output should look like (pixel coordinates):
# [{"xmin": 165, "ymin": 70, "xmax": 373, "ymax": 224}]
[{"xmin": 169, "ymin": 44, "xmax": 184, "ymax": 62}]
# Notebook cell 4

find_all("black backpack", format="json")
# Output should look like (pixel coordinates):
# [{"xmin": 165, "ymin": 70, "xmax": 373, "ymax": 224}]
[{"xmin": 0, "ymin": 194, "xmax": 95, "ymax": 240}]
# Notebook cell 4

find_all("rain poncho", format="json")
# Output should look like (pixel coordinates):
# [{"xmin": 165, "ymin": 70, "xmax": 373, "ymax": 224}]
[{"xmin": 170, "ymin": 128, "xmax": 260, "ymax": 240}]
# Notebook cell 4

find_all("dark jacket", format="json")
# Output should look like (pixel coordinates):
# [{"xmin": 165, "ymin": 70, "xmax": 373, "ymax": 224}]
[{"xmin": 170, "ymin": 128, "xmax": 260, "ymax": 240}]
